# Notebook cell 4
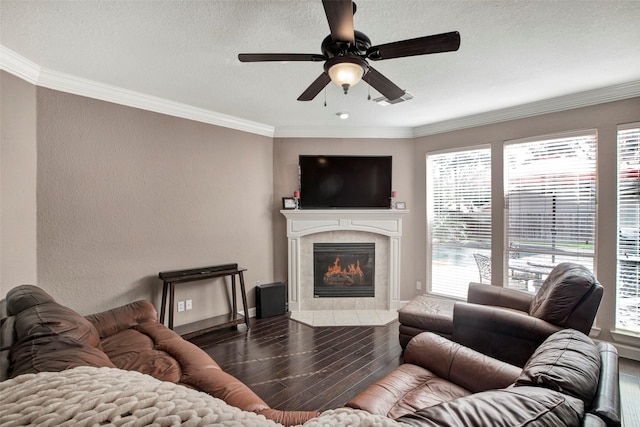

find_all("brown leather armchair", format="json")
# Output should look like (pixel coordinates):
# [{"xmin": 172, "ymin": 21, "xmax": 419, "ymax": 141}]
[{"xmin": 453, "ymin": 262, "xmax": 603, "ymax": 367}]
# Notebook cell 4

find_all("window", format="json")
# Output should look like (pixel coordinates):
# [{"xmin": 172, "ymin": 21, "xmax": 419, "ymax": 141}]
[
  {"xmin": 427, "ymin": 147, "xmax": 491, "ymax": 299},
  {"xmin": 504, "ymin": 131, "xmax": 597, "ymax": 292},
  {"xmin": 617, "ymin": 123, "xmax": 640, "ymax": 332}
]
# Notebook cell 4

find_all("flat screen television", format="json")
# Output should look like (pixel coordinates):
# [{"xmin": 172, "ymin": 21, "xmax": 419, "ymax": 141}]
[{"xmin": 299, "ymin": 155, "xmax": 392, "ymax": 209}]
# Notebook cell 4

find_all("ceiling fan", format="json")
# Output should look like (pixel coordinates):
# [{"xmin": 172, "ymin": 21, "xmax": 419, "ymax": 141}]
[{"xmin": 238, "ymin": 0, "xmax": 460, "ymax": 102}]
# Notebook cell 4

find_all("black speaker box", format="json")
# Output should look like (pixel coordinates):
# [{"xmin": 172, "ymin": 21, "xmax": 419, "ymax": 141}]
[{"xmin": 256, "ymin": 282, "xmax": 287, "ymax": 319}]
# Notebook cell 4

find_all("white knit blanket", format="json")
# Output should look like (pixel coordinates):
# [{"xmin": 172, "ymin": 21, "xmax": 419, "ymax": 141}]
[{"xmin": 0, "ymin": 367, "xmax": 408, "ymax": 427}]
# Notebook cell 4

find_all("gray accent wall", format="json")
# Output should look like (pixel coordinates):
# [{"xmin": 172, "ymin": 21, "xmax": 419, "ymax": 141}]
[
  {"xmin": 1, "ymin": 71, "xmax": 37, "ymax": 293},
  {"xmin": 2, "ymin": 71, "xmax": 274, "ymax": 326}
]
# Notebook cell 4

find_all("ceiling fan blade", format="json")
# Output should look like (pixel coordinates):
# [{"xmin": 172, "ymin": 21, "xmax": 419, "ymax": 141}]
[
  {"xmin": 238, "ymin": 53, "xmax": 325, "ymax": 62},
  {"xmin": 362, "ymin": 67, "xmax": 405, "ymax": 101},
  {"xmin": 368, "ymin": 31, "xmax": 461, "ymax": 60},
  {"xmin": 298, "ymin": 73, "xmax": 332, "ymax": 101},
  {"xmin": 322, "ymin": 0, "xmax": 355, "ymax": 44}
]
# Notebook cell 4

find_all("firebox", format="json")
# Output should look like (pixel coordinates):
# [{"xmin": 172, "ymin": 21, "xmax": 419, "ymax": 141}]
[{"xmin": 313, "ymin": 243, "xmax": 375, "ymax": 298}]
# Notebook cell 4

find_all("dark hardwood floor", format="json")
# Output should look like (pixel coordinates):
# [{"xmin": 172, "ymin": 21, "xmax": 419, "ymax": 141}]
[
  {"xmin": 188, "ymin": 314, "xmax": 403, "ymax": 412},
  {"xmin": 189, "ymin": 315, "xmax": 640, "ymax": 426}
]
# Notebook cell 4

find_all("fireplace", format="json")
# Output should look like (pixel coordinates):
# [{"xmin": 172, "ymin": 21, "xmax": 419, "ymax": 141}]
[
  {"xmin": 281, "ymin": 209, "xmax": 407, "ymax": 312},
  {"xmin": 313, "ymin": 243, "xmax": 375, "ymax": 298}
]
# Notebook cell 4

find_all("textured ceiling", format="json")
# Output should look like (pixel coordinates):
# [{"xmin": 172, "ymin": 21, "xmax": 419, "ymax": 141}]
[{"xmin": 1, "ymin": 0, "xmax": 639, "ymax": 136}]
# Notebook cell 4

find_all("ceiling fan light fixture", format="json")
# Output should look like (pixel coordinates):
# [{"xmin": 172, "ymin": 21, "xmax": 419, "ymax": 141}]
[
  {"xmin": 328, "ymin": 62, "xmax": 364, "ymax": 94},
  {"xmin": 336, "ymin": 111, "xmax": 350, "ymax": 119},
  {"xmin": 324, "ymin": 56, "xmax": 368, "ymax": 95}
]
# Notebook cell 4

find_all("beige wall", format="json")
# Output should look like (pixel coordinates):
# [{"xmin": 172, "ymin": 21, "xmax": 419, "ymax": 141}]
[
  {"xmin": 413, "ymin": 97, "xmax": 640, "ymax": 348},
  {"xmin": 0, "ymin": 71, "xmax": 38, "ymax": 294},
  {"xmin": 31, "ymin": 86, "xmax": 274, "ymax": 323},
  {"xmin": 272, "ymin": 138, "xmax": 418, "ymax": 301}
]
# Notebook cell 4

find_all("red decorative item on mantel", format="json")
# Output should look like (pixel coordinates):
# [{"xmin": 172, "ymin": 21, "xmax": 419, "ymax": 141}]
[{"xmin": 294, "ymin": 190, "xmax": 300, "ymax": 198}]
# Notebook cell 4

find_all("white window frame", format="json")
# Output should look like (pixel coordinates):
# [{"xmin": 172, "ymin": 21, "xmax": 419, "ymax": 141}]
[
  {"xmin": 503, "ymin": 129, "xmax": 598, "ymax": 291},
  {"xmin": 426, "ymin": 145, "xmax": 492, "ymax": 299},
  {"xmin": 616, "ymin": 122, "xmax": 640, "ymax": 333}
]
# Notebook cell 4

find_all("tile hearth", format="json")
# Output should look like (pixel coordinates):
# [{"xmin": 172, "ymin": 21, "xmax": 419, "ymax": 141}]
[{"xmin": 290, "ymin": 309, "xmax": 398, "ymax": 327}]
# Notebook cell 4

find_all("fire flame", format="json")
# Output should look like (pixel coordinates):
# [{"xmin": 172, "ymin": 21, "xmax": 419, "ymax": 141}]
[{"xmin": 327, "ymin": 257, "xmax": 364, "ymax": 276}]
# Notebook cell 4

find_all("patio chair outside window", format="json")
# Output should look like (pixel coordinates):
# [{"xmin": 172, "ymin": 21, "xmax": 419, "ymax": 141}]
[{"xmin": 473, "ymin": 253, "xmax": 491, "ymax": 284}]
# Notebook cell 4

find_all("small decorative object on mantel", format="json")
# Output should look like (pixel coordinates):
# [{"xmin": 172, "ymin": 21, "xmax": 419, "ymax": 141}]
[
  {"xmin": 390, "ymin": 191, "xmax": 397, "ymax": 209},
  {"xmin": 293, "ymin": 190, "xmax": 300, "ymax": 209},
  {"xmin": 282, "ymin": 197, "xmax": 297, "ymax": 209},
  {"xmin": 395, "ymin": 201, "xmax": 407, "ymax": 210}
]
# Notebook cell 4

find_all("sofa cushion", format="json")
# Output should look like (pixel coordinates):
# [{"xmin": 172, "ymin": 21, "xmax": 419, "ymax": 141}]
[
  {"xmin": 515, "ymin": 329, "xmax": 600, "ymax": 405},
  {"xmin": 100, "ymin": 328, "xmax": 182, "ymax": 383},
  {"xmin": 529, "ymin": 263, "xmax": 596, "ymax": 325},
  {"xmin": 346, "ymin": 363, "xmax": 471, "ymax": 419},
  {"xmin": 398, "ymin": 296, "xmax": 455, "ymax": 336},
  {"xmin": 6, "ymin": 284, "xmax": 56, "ymax": 315},
  {"xmin": 397, "ymin": 386, "xmax": 584, "ymax": 427},
  {"xmin": 9, "ymin": 334, "xmax": 115, "ymax": 378},
  {"xmin": 14, "ymin": 302, "xmax": 102, "ymax": 348},
  {"xmin": 8, "ymin": 284, "xmax": 101, "ymax": 349},
  {"xmin": 0, "ymin": 315, "xmax": 16, "ymax": 380}
]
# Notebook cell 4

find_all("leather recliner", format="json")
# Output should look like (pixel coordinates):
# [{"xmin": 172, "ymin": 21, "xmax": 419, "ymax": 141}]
[{"xmin": 454, "ymin": 262, "xmax": 603, "ymax": 367}]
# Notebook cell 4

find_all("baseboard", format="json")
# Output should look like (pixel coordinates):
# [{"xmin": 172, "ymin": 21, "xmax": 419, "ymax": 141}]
[{"xmin": 238, "ymin": 307, "xmax": 257, "ymax": 319}]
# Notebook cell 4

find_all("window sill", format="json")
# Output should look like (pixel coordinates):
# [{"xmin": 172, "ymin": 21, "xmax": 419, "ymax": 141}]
[{"xmin": 610, "ymin": 329, "xmax": 640, "ymax": 347}]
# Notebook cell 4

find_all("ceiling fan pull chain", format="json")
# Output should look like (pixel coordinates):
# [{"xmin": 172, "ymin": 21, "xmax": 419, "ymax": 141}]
[
  {"xmin": 367, "ymin": 84, "xmax": 371, "ymax": 100},
  {"xmin": 324, "ymin": 87, "xmax": 327, "ymax": 107}
]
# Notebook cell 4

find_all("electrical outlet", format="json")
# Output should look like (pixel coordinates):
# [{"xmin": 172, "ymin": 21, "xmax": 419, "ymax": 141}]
[
  {"xmin": 177, "ymin": 301, "xmax": 185, "ymax": 312},
  {"xmin": 416, "ymin": 281, "xmax": 422, "ymax": 290},
  {"xmin": 186, "ymin": 299, "xmax": 193, "ymax": 310}
]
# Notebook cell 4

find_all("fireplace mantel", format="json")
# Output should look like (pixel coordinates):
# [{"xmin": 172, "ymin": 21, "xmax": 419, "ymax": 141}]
[{"xmin": 281, "ymin": 209, "xmax": 408, "ymax": 312}]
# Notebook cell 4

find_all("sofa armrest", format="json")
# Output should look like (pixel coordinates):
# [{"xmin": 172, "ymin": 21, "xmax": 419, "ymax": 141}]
[
  {"xmin": 453, "ymin": 302, "xmax": 561, "ymax": 367},
  {"xmin": 467, "ymin": 283, "xmax": 533, "ymax": 312},
  {"xmin": 404, "ymin": 332, "xmax": 521, "ymax": 393},
  {"xmin": 590, "ymin": 342, "xmax": 621, "ymax": 427},
  {"xmin": 134, "ymin": 321, "xmax": 320, "ymax": 426},
  {"xmin": 583, "ymin": 413, "xmax": 609, "ymax": 427},
  {"xmin": 85, "ymin": 300, "xmax": 158, "ymax": 339}
]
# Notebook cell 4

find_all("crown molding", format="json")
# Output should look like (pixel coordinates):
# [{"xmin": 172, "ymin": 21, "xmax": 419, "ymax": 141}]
[
  {"xmin": 273, "ymin": 126, "xmax": 415, "ymax": 139},
  {"xmin": 0, "ymin": 45, "xmax": 41, "ymax": 84},
  {"xmin": 413, "ymin": 80, "xmax": 640, "ymax": 138},
  {"xmin": 2, "ymin": 44, "xmax": 638, "ymax": 140},
  {"xmin": 0, "ymin": 45, "xmax": 274, "ymax": 138}
]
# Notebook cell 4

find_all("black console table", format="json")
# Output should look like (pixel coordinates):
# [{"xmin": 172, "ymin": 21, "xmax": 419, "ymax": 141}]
[{"xmin": 158, "ymin": 263, "xmax": 249, "ymax": 339}]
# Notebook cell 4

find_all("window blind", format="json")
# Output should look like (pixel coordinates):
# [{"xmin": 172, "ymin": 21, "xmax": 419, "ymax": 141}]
[
  {"xmin": 504, "ymin": 131, "xmax": 597, "ymax": 279},
  {"xmin": 427, "ymin": 148, "xmax": 491, "ymax": 299},
  {"xmin": 617, "ymin": 124, "xmax": 640, "ymax": 332}
]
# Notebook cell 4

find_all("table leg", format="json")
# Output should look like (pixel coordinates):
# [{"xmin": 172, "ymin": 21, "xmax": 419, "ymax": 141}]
[
  {"xmin": 238, "ymin": 271, "xmax": 250, "ymax": 328},
  {"xmin": 160, "ymin": 282, "xmax": 168, "ymax": 324},
  {"xmin": 168, "ymin": 283, "xmax": 175, "ymax": 330},
  {"xmin": 231, "ymin": 274, "xmax": 238, "ymax": 320}
]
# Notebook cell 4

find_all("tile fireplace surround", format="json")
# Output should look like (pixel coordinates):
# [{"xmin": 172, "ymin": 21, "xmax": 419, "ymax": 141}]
[{"xmin": 281, "ymin": 209, "xmax": 407, "ymax": 326}]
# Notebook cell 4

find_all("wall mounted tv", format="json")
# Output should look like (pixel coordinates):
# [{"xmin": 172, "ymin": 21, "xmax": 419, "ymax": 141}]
[{"xmin": 299, "ymin": 155, "xmax": 392, "ymax": 209}]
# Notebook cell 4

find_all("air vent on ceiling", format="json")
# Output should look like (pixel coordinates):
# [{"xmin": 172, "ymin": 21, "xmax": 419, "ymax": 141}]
[{"xmin": 372, "ymin": 92, "xmax": 414, "ymax": 106}]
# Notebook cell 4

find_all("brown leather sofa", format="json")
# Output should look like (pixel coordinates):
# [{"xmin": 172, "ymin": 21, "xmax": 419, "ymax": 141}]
[
  {"xmin": 346, "ymin": 329, "xmax": 620, "ymax": 427},
  {"xmin": 0, "ymin": 284, "xmax": 319, "ymax": 426}
]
